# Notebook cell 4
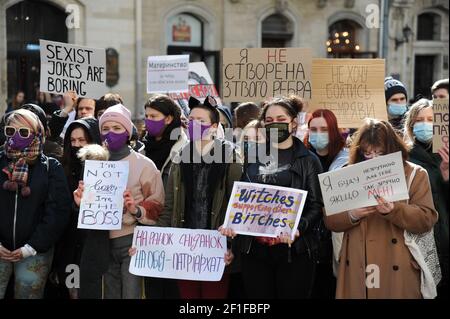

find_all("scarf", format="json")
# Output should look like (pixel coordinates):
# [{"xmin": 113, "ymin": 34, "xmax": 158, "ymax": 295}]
[{"xmin": 2, "ymin": 135, "xmax": 42, "ymax": 196}]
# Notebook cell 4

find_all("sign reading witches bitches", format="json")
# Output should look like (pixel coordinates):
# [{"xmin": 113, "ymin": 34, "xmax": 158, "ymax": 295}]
[
  {"xmin": 77, "ymin": 160, "xmax": 129, "ymax": 230},
  {"xmin": 39, "ymin": 39, "xmax": 108, "ymax": 98}
]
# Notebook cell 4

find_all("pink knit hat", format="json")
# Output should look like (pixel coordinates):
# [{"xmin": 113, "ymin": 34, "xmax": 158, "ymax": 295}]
[{"xmin": 99, "ymin": 104, "xmax": 133, "ymax": 139}]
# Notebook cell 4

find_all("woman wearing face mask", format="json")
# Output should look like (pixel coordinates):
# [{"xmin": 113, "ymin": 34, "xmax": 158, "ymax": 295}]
[
  {"xmin": 142, "ymin": 95, "xmax": 188, "ymax": 186},
  {"xmin": 304, "ymin": 109, "xmax": 349, "ymax": 299},
  {"xmin": 141, "ymin": 95, "xmax": 187, "ymax": 299},
  {"xmin": 48, "ymin": 118, "xmax": 102, "ymax": 299},
  {"xmin": 325, "ymin": 119, "xmax": 438, "ymax": 299},
  {"xmin": 73, "ymin": 104, "xmax": 165, "ymax": 299},
  {"xmin": 404, "ymin": 99, "xmax": 449, "ymax": 299},
  {"xmin": 222, "ymin": 97, "xmax": 324, "ymax": 299},
  {"xmin": 384, "ymin": 77, "xmax": 409, "ymax": 132},
  {"xmin": 0, "ymin": 109, "xmax": 71, "ymax": 299},
  {"xmin": 153, "ymin": 96, "xmax": 241, "ymax": 299}
]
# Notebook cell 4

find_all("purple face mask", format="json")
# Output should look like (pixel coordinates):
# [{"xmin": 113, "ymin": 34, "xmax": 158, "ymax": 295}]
[
  {"xmin": 145, "ymin": 118, "xmax": 166, "ymax": 137},
  {"xmin": 188, "ymin": 120, "xmax": 211, "ymax": 141},
  {"xmin": 7, "ymin": 132, "xmax": 35, "ymax": 151},
  {"xmin": 102, "ymin": 131, "xmax": 129, "ymax": 151}
]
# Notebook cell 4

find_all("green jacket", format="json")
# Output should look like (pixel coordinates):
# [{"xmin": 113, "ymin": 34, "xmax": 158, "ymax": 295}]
[
  {"xmin": 409, "ymin": 142, "xmax": 449, "ymax": 282},
  {"xmin": 157, "ymin": 139, "xmax": 243, "ymax": 230}
]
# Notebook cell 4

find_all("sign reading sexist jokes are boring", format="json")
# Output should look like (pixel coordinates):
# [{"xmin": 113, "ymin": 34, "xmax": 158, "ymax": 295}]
[
  {"xmin": 318, "ymin": 151, "xmax": 409, "ymax": 216},
  {"xmin": 129, "ymin": 227, "xmax": 227, "ymax": 281},
  {"xmin": 223, "ymin": 182, "xmax": 308, "ymax": 240},
  {"xmin": 77, "ymin": 160, "xmax": 129, "ymax": 230},
  {"xmin": 39, "ymin": 39, "xmax": 107, "ymax": 99}
]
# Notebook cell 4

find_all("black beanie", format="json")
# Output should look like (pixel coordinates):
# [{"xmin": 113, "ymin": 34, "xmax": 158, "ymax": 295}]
[{"xmin": 384, "ymin": 77, "xmax": 407, "ymax": 102}]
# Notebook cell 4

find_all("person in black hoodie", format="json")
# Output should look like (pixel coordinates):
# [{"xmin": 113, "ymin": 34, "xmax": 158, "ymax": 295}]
[
  {"xmin": 48, "ymin": 118, "xmax": 102, "ymax": 298},
  {"xmin": 0, "ymin": 109, "xmax": 71, "ymax": 299}
]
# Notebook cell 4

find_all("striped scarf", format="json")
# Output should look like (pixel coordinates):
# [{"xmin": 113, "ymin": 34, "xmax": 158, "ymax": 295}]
[{"xmin": 2, "ymin": 135, "xmax": 42, "ymax": 192}]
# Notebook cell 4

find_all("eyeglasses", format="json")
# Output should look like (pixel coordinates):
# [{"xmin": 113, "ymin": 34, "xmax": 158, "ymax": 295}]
[
  {"xmin": 362, "ymin": 150, "xmax": 384, "ymax": 159},
  {"xmin": 4, "ymin": 126, "xmax": 32, "ymax": 138}
]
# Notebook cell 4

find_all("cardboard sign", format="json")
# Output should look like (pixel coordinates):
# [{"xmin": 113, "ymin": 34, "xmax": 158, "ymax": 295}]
[
  {"xmin": 168, "ymin": 62, "xmax": 222, "ymax": 114},
  {"xmin": 318, "ymin": 152, "xmax": 409, "ymax": 216},
  {"xmin": 77, "ymin": 160, "xmax": 129, "ymax": 230},
  {"xmin": 39, "ymin": 39, "xmax": 107, "ymax": 98},
  {"xmin": 433, "ymin": 99, "xmax": 449, "ymax": 153},
  {"xmin": 223, "ymin": 182, "xmax": 308, "ymax": 240},
  {"xmin": 222, "ymin": 48, "xmax": 312, "ymax": 103},
  {"xmin": 310, "ymin": 59, "xmax": 387, "ymax": 128},
  {"xmin": 147, "ymin": 55, "xmax": 189, "ymax": 94},
  {"xmin": 129, "ymin": 226, "xmax": 227, "ymax": 281}
]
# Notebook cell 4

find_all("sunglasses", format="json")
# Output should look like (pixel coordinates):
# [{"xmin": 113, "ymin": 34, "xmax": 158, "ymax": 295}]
[{"xmin": 4, "ymin": 126, "xmax": 33, "ymax": 138}]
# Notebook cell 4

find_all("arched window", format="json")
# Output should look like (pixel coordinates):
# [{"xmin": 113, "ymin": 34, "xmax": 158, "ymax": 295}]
[
  {"xmin": 7, "ymin": 1, "xmax": 67, "ymax": 104},
  {"xmin": 417, "ymin": 12, "xmax": 441, "ymax": 41},
  {"xmin": 261, "ymin": 14, "xmax": 293, "ymax": 48},
  {"xmin": 327, "ymin": 19, "xmax": 362, "ymax": 57}
]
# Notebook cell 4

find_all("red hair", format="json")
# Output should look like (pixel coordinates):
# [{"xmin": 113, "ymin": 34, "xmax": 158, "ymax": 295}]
[{"xmin": 304, "ymin": 109, "xmax": 345, "ymax": 165}]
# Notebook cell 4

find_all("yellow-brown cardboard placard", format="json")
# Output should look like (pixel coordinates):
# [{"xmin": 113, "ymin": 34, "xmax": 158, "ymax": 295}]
[
  {"xmin": 222, "ymin": 48, "xmax": 312, "ymax": 103},
  {"xmin": 433, "ymin": 98, "xmax": 449, "ymax": 153},
  {"xmin": 310, "ymin": 59, "xmax": 387, "ymax": 128}
]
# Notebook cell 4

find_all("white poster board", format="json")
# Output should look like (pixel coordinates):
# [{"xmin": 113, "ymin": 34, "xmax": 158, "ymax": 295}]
[
  {"xmin": 77, "ymin": 160, "xmax": 129, "ymax": 230},
  {"xmin": 318, "ymin": 152, "xmax": 409, "ymax": 216},
  {"xmin": 147, "ymin": 55, "xmax": 189, "ymax": 94},
  {"xmin": 39, "ymin": 39, "xmax": 107, "ymax": 98},
  {"xmin": 223, "ymin": 182, "xmax": 308, "ymax": 241}
]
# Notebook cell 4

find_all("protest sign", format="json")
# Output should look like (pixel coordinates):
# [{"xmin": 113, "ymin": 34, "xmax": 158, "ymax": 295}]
[
  {"xmin": 433, "ymin": 98, "xmax": 449, "ymax": 153},
  {"xmin": 39, "ymin": 39, "xmax": 107, "ymax": 98},
  {"xmin": 168, "ymin": 62, "xmax": 222, "ymax": 114},
  {"xmin": 223, "ymin": 182, "xmax": 308, "ymax": 240},
  {"xmin": 318, "ymin": 151, "xmax": 408, "ymax": 216},
  {"xmin": 77, "ymin": 160, "xmax": 129, "ymax": 230},
  {"xmin": 147, "ymin": 55, "xmax": 189, "ymax": 94},
  {"xmin": 222, "ymin": 48, "xmax": 312, "ymax": 103},
  {"xmin": 129, "ymin": 226, "xmax": 227, "ymax": 281},
  {"xmin": 310, "ymin": 59, "xmax": 387, "ymax": 128}
]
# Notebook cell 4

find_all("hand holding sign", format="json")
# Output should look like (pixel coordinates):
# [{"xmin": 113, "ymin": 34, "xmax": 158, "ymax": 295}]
[
  {"xmin": 73, "ymin": 180, "xmax": 84, "ymax": 207},
  {"xmin": 438, "ymin": 145, "xmax": 449, "ymax": 181},
  {"xmin": 123, "ymin": 189, "xmax": 137, "ymax": 215}
]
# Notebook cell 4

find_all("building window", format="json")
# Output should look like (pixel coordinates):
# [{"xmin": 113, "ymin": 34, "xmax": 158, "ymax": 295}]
[
  {"xmin": 417, "ymin": 13, "xmax": 441, "ymax": 41},
  {"xmin": 261, "ymin": 14, "xmax": 293, "ymax": 48},
  {"xmin": 327, "ymin": 20, "xmax": 361, "ymax": 57},
  {"xmin": 7, "ymin": 1, "xmax": 67, "ymax": 104}
]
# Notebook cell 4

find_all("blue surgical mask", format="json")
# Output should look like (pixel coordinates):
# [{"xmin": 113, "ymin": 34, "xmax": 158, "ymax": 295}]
[
  {"xmin": 309, "ymin": 132, "xmax": 329, "ymax": 151},
  {"xmin": 413, "ymin": 122, "xmax": 433, "ymax": 143},
  {"xmin": 388, "ymin": 103, "xmax": 407, "ymax": 117}
]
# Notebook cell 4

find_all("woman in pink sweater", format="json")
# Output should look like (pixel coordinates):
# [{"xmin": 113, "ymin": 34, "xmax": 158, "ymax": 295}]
[{"xmin": 74, "ymin": 104, "xmax": 164, "ymax": 299}]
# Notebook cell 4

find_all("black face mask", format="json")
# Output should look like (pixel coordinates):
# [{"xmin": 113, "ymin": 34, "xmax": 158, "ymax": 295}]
[{"xmin": 265, "ymin": 122, "xmax": 291, "ymax": 144}]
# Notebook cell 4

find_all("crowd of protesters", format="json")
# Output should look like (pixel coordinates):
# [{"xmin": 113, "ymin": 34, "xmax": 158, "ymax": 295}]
[{"xmin": 0, "ymin": 77, "xmax": 448, "ymax": 299}]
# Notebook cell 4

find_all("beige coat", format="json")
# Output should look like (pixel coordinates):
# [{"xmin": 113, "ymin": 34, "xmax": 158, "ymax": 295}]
[{"xmin": 325, "ymin": 161, "xmax": 438, "ymax": 299}]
